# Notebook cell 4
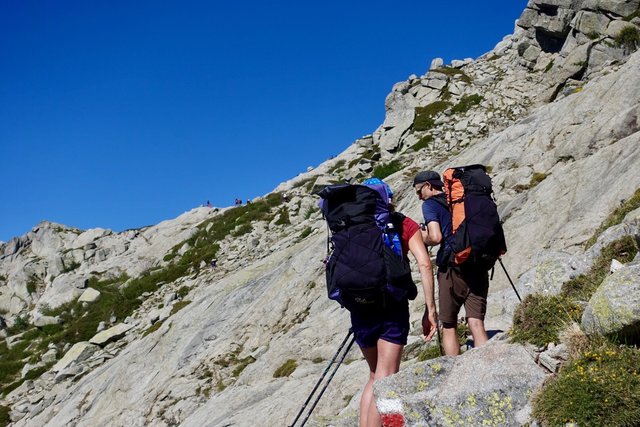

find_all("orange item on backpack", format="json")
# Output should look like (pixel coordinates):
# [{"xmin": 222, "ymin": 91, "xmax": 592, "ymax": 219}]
[{"xmin": 442, "ymin": 164, "xmax": 507, "ymax": 269}]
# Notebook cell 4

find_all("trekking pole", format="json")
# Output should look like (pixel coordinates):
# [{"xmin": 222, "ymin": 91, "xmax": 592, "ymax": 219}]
[
  {"xmin": 498, "ymin": 259, "xmax": 522, "ymax": 302},
  {"xmin": 289, "ymin": 329, "xmax": 354, "ymax": 427},
  {"xmin": 298, "ymin": 334, "xmax": 356, "ymax": 427}
]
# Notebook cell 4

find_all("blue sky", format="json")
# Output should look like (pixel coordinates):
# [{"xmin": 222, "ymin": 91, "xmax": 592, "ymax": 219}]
[{"xmin": 0, "ymin": 1, "xmax": 528, "ymax": 242}]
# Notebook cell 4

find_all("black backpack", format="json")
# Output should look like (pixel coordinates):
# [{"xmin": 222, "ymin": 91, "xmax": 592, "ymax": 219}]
[
  {"xmin": 441, "ymin": 164, "xmax": 507, "ymax": 270},
  {"xmin": 318, "ymin": 183, "xmax": 416, "ymax": 312}
]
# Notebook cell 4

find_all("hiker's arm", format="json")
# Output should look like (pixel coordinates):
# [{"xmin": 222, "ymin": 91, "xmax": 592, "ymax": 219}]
[
  {"xmin": 423, "ymin": 221, "xmax": 442, "ymax": 246},
  {"xmin": 408, "ymin": 231, "xmax": 438, "ymax": 341}
]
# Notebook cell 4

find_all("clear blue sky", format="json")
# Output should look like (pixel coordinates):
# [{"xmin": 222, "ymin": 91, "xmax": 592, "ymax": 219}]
[{"xmin": 0, "ymin": 0, "xmax": 528, "ymax": 242}]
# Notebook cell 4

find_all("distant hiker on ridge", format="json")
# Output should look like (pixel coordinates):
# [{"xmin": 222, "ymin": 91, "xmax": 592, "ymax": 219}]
[{"xmin": 319, "ymin": 178, "xmax": 437, "ymax": 427}]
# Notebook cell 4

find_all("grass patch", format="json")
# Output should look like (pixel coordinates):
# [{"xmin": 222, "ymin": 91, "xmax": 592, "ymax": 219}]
[
  {"xmin": 170, "ymin": 300, "xmax": 191, "ymax": 316},
  {"xmin": 312, "ymin": 357, "xmax": 324, "ymax": 364},
  {"xmin": 413, "ymin": 101, "xmax": 452, "ymax": 132},
  {"xmin": 274, "ymin": 207, "xmax": 291, "ymax": 226},
  {"xmin": 273, "ymin": 359, "xmax": 298, "ymax": 378},
  {"xmin": 372, "ymin": 160, "xmax": 403, "ymax": 179},
  {"xmin": 513, "ymin": 172, "xmax": 548, "ymax": 193},
  {"xmin": 299, "ymin": 227, "xmax": 313, "ymax": 240},
  {"xmin": 327, "ymin": 159, "xmax": 346, "ymax": 174},
  {"xmin": 232, "ymin": 356, "xmax": 256, "ymax": 377},
  {"xmin": 487, "ymin": 54, "xmax": 501, "ymax": 61},
  {"xmin": 231, "ymin": 223, "xmax": 252, "ymax": 237},
  {"xmin": 451, "ymin": 94, "xmax": 483, "ymax": 114},
  {"xmin": 176, "ymin": 286, "xmax": 190, "ymax": 299},
  {"xmin": 431, "ymin": 67, "xmax": 472, "ymax": 84},
  {"xmin": 143, "ymin": 319, "xmax": 166, "ymax": 337},
  {"xmin": 410, "ymin": 135, "xmax": 433, "ymax": 151},
  {"xmin": 511, "ymin": 294, "xmax": 583, "ymax": 346},
  {"xmin": 585, "ymin": 188, "xmax": 640, "ymax": 248},
  {"xmin": 562, "ymin": 236, "xmax": 638, "ymax": 302},
  {"xmin": 533, "ymin": 342, "xmax": 640, "ymax": 426},
  {"xmin": 544, "ymin": 60, "xmax": 554, "ymax": 73}
]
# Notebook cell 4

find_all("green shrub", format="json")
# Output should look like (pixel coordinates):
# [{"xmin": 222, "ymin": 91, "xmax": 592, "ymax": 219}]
[
  {"xmin": 413, "ymin": 101, "xmax": 452, "ymax": 131},
  {"xmin": 562, "ymin": 236, "xmax": 638, "ymax": 302},
  {"xmin": 533, "ymin": 343, "xmax": 640, "ymax": 426},
  {"xmin": 273, "ymin": 359, "xmax": 298, "ymax": 378},
  {"xmin": 585, "ymin": 188, "xmax": 640, "ymax": 248},
  {"xmin": 372, "ymin": 160, "xmax": 403, "ymax": 179},
  {"xmin": 312, "ymin": 357, "xmax": 324, "ymax": 364},
  {"xmin": 410, "ymin": 135, "xmax": 433, "ymax": 151},
  {"xmin": 511, "ymin": 294, "xmax": 583, "ymax": 346},
  {"xmin": 451, "ymin": 94, "xmax": 483, "ymax": 114},
  {"xmin": 615, "ymin": 26, "xmax": 640, "ymax": 52}
]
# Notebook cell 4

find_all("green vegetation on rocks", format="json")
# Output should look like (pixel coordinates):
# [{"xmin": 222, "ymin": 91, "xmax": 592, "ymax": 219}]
[
  {"xmin": 585, "ymin": 188, "xmax": 640, "ymax": 247},
  {"xmin": 273, "ymin": 359, "xmax": 297, "ymax": 378},
  {"xmin": 513, "ymin": 172, "xmax": 548, "ymax": 193},
  {"xmin": 451, "ymin": 94, "xmax": 483, "ymax": 114},
  {"xmin": 413, "ymin": 101, "xmax": 452, "ymax": 132},
  {"xmin": 372, "ymin": 160, "xmax": 403, "ymax": 179},
  {"xmin": 511, "ymin": 294, "xmax": 583, "ymax": 346},
  {"xmin": 431, "ymin": 67, "xmax": 472, "ymax": 84},
  {"xmin": 615, "ymin": 26, "xmax": 640, "ymax": 52},
  {"xmin": 562, "ymin": 236, "xmax": 638, "ymax": 302},
  {"xmin": 533, "ymin": 342, "xmax": 640, "ymax": 427},
  {"xmin": 410, "ymin": 135, "xmax": 433, "ymax": 151}
]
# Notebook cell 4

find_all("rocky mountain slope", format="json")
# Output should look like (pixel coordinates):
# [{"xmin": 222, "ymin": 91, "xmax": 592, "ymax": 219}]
[{"xmin": 1, "ymin": 1, "xmax": 640, "ymax": 425}]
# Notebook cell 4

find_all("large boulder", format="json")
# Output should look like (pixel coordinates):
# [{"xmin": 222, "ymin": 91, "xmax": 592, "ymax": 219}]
[
  {"xmin": 373, "ymin": 341, "xmax": 547, "ymax": 426},
  {"xmin": 582, "ymin": 263, "xmax": 640, "ymax": 343}
]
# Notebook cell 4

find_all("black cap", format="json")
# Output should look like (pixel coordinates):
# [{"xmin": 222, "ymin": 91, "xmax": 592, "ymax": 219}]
[{"xmin": 413, "ymin": 171, "xmax": 443, "ymax": 187}]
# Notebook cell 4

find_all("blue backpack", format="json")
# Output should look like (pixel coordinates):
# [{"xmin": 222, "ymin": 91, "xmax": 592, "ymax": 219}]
[{"xmin": 318, "ymin": 183, "xmax": 417, "ymax": 312}]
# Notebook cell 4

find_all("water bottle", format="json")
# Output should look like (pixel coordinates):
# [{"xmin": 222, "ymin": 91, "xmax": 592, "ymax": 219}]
[{"xmin": 385, "ymin": 223, "xmax": 402, "ymax": 256}]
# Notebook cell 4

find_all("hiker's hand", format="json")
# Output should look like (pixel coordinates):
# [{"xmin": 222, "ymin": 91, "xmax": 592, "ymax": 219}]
[{"xmin": 422, "ymin": 310, "xmax": 438, "ymax": 342}]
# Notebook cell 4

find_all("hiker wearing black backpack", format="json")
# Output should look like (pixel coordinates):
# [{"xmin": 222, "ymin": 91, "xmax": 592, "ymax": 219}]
[
  {"xmin": 319, "ymin": 178, "xmax": 437, "ymax": 427},
  {"xmin": 414, "ymin": 168, "xmax": 505, "ymax": 356}
]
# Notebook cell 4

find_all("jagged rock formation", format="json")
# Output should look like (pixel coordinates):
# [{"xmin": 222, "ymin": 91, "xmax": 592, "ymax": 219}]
[{"xmin": 1, "ymin": 0, "xmax": 640, "ymax": 426}]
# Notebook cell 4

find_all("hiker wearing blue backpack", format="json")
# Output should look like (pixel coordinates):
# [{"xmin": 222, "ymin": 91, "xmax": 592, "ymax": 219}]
[
  {"xmin": 414, "ymin": 169, "xmax": 502, "ymax": 356},
  {"xmin": 319, "ymin": 178, "xmax": 437, "ymax": 427}
]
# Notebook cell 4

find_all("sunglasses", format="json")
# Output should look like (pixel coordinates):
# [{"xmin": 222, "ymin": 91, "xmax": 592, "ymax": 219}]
[{"xmin": 415, "ymin": 182, "xmax": 429, "ymax": 195}]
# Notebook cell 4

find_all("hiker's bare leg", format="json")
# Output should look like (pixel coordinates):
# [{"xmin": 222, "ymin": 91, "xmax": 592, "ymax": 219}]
[
  {"xmin": 359, "ymin": 346, "xmax": 378, "ymax": 427},
  {"xmin": 467, "ymin": 317, "xmax": 488, "ymax": 347},
  {"xmin": 362, "ymin": 340, "xmax": 403, "ymax": 427},
  {"xmin": 442, "ymin": 326, "xmax": 460, "ymax": 356}
]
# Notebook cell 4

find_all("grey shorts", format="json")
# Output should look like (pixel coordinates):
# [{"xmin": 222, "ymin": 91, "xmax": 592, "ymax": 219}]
[{"xmin": 437, "ymin": 266, "xmax": 489, "ymax": 328}]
